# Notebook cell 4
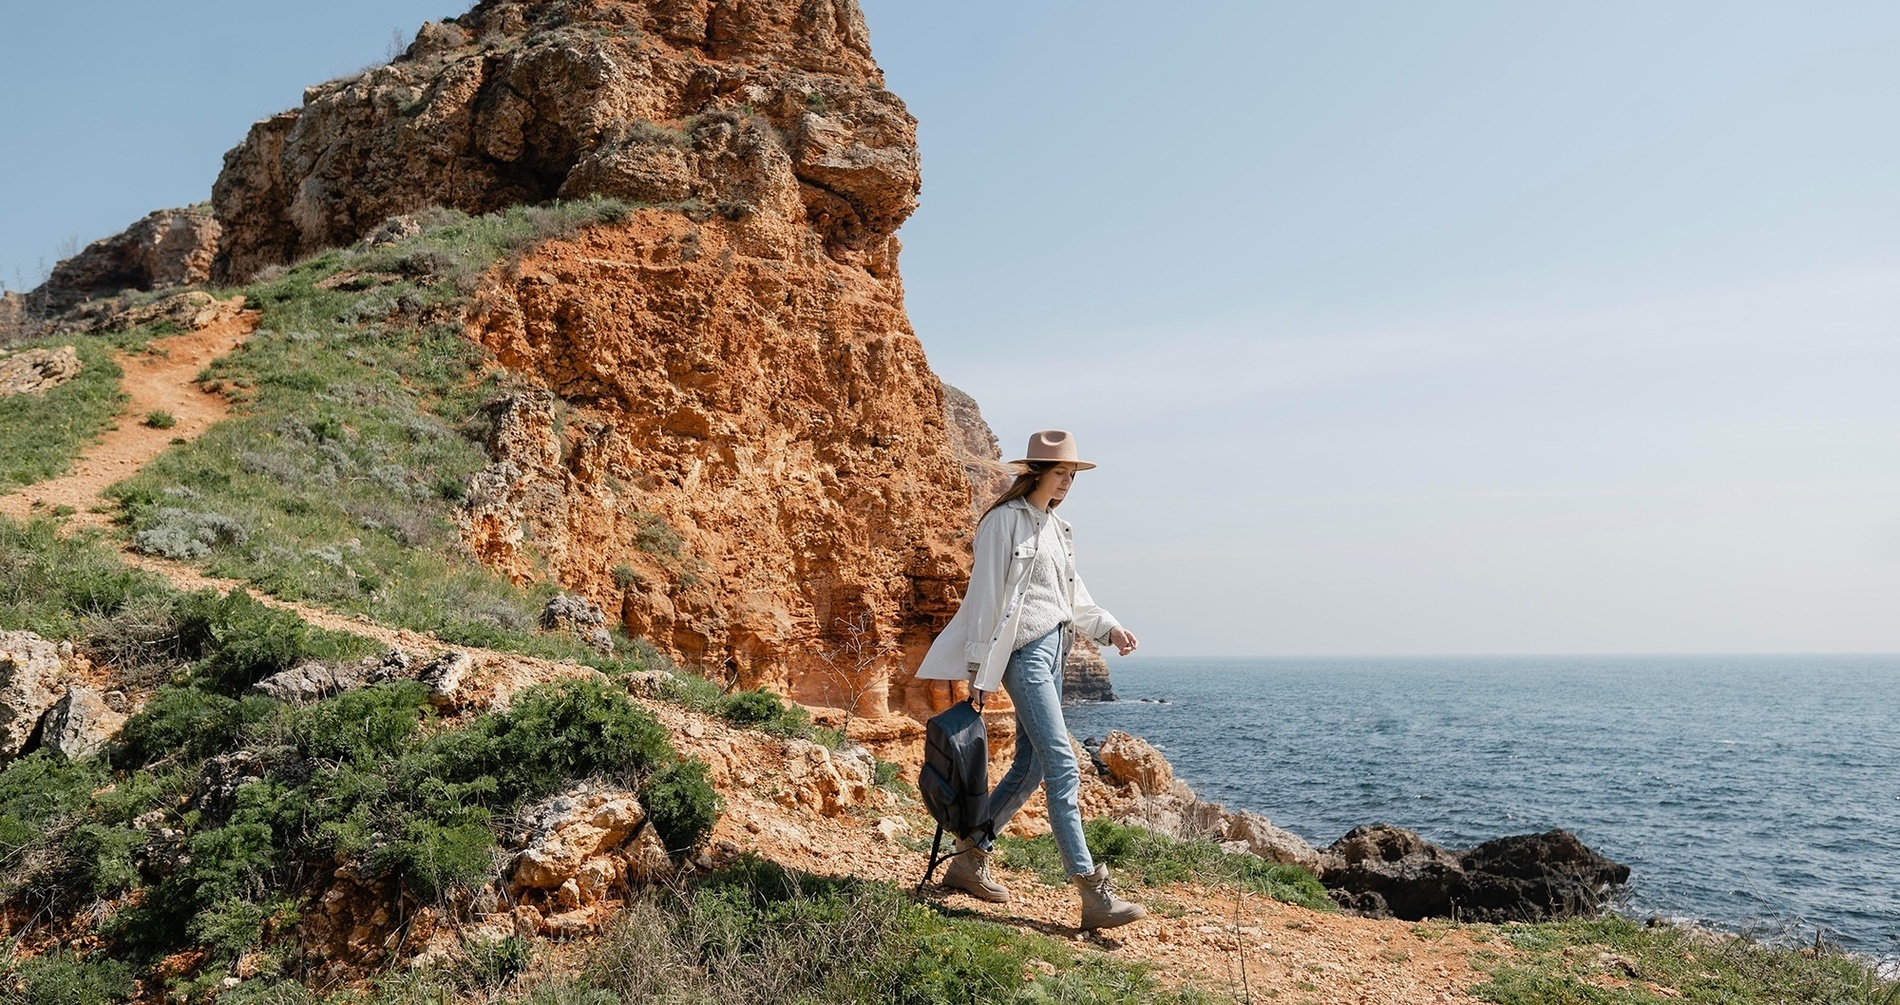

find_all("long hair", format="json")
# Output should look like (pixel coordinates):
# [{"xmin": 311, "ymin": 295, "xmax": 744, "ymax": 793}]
[{"xmin": 980, "ymin": 462, "xmax": 1059, "ymax": 521}]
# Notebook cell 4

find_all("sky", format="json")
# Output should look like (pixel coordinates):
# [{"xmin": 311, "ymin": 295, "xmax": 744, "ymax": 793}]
[{"xmin": 3, "ymin": 1, "xmax": 1896, "ymax": 655}]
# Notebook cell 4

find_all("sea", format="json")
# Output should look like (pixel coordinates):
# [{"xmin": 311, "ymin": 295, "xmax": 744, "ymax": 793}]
[{"xmin": 1063, "ymin": 655, "xmax": 1899, "ymax": 961}]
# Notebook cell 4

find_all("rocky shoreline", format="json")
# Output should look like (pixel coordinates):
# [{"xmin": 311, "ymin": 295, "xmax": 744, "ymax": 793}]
[{"xmin": 1074, "ymin": 729, "xmax": 1629, "ymax": 924}]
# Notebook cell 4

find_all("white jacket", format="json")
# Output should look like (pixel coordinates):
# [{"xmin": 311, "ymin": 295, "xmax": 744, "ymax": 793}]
[{"xmin": 916, "ymin": 498, "xmax": 1121, "ymax": 693}]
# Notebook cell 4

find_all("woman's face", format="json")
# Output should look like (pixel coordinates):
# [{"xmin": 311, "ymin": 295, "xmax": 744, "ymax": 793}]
[{"xmin": 1038, "ymin": 463, "xmax": 1078, "ymax": 504}]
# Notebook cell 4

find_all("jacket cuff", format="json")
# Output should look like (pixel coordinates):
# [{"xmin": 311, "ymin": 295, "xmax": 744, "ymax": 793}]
[{"xmin": 964, "ymin": 640, "xmax": 989, "ymax": 662}]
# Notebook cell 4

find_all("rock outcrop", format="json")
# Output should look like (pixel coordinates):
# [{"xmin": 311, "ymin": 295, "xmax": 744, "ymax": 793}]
[
  {"xmin": 1080, "ymin": 730, "xmax": 1322, "ymax": 872},
  {"xmin": 25, "ymin": 206, "xmax": 220, "ymax": 314},
  {"xmin": 507, "ymin": 785, "xmax": 674, "ymax": 936},
  {"xmin": 0, "ymin": 631, "xmax": 66, "ymax": 760},
  {"xmin": 210, "ymin": 0, "xmax": 913, "ymax": 282},
  {"xmin": 0, "ymin": 293, "xmax": 28, "ymax": 345},
  {"xmin": 941, "ymin": 382, "xmax": 1011, "ymax": 517},
  {"xmin": 40, "ymin": 688, "xmax": 128, "ymax": 761},
  {"xmin": 1063, "ymin": 637, "xmax": 1116, "ymax": 703},
  {"xmin": 1319, "ymin": 824, "xmax": 1631, "ymax": 923},
  {"xmin": 0, "ymin": 346, "xmax": 82, "ymax": 397}
]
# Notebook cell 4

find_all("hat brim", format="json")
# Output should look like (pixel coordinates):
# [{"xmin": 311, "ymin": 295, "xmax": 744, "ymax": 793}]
[{"xmin": 1009, "ymin": 458, "xmax": 1097, "ymax": 471}]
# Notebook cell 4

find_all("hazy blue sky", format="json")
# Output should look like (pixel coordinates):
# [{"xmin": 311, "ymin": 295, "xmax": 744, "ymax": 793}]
[{"xmin": 3, "ymin": 2, "xmax": 1896, "ymax": 655}]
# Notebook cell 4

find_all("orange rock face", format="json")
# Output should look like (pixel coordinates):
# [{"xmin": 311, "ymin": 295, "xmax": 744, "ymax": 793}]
[{"xmin": 464, "ymin": 212, "xmax": 973, "ymax": 719}]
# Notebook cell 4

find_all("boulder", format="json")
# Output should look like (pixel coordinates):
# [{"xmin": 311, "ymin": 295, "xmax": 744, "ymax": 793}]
[
  {"xmin": 0, "ymin": 631, "xmax": 65, "ymax": 759},
  {"xmin": 1319, "ymin": 824, "xmax": 1467, "ymax": 921},
  {"xmin": 1224, "ymin": 810, "xmax": 1322, "ymax": 872},
  {"xmin": 41, "ymin": 688, "xmax": 127, "ymax": 760},
  {"xmin": 542, "ymin": 594, "xmax": 613, "ymax": 655},
  {"xmin": 250, "ymin": 661, "xmax": 365, "ymax": 704},
  {"xmin": 0, "ymin": 346, "xmax": 81, "ymax": 396},
  {"xmin": 511, "ymin": 788, "xmax": 649, "ymax": 894},
  {"xmin": 777, "ymin": 738, "xmax": 872, "ymax": 817},
  {"xmin": 1096, "ymin": 730, "xmax": 1174, "ymax": 796},
  {"xmin": 418, "ymin": 651, "xmax": 472, "ymax": 708},
  {"xmin": 1456, "ymin": 829, "xmax": 1632, "ymax": 922},
  {"xmin": 1317, "ymin": 824, "xmax": 1630, "ymax": 923}
]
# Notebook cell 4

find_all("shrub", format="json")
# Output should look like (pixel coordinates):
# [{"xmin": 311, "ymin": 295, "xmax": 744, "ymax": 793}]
[
  {"xmin": 717, "ymin": 688, "xmax": 813, "ymax": 738},
  {"xmin": 142, "ymin": 409, "xmax": 178, "ymax": 429},
  {"xmin": 291, "ymin": 681, "xmax": 430, "ymax": 764},
  {"xmin": 0, "ymin": 949, "xmax": 135, "ymax": 1005},
  {"xmin": 443, "ymin": 678, "xmax": 673, "ymax": 803},
  {"xmin": 112, "ymin": 686, "xmax": 275, "ymax": 768},
  {"xmin": 130, "ymin": 506, "xmax": 248, "ymax": 559},
  {"xmin": 717, "ymin": 688, "xmax": 785, "ymax": 727},
  {"xmin": 640, "ymin": 760, "xmax": 722, "ymax": 854},
  {"xmin": 632, "ymin": 512, "xmax": 683, "ymax": 557},
  {"xmin": 170, "ymin": 589, "xmax": 376, "ymax": 694}
]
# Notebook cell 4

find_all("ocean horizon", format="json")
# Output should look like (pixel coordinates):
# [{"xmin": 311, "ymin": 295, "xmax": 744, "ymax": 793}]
[{"xmin": 1063, "ymin": 653, "xmax": 1900, "ymax": 961}]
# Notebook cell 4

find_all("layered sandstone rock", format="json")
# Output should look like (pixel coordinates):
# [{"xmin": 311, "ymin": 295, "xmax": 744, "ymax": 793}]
[
  {"xmin": 463, "ymin": 215, "xmax": 970, "ymax": 718},
  {"xmin": 211, "ymin": 0, "xmax": 913, "ymax": 282},
  {"xmin": 941, "ymin": 382, "xmax": 1011, "ymax": 517},
  {"xmin": 0, "ymin": 346, "xmax": 81, "ymax": 397},
  {"xmin": 26, "ymin": 206, "xmax": 220, "ymax": 314}
]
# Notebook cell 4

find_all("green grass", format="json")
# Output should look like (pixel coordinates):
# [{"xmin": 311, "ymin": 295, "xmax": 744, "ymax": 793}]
[
  {"xmin": 0, "ymin": 339, "xmax": 126, "ymax": 489},
  {"xmin": 994, "ymin": 818, "xmax": 1335, "ymax": 911},
  {"xmin": 103, "ymin": 199, "xmax": 669, "ymax": 669},
  {"xmin": 1471, "ymin": 916, "xmax": 1900, "ymax": 1005},
  {"xmin": 141, "ymin": 408, "xmax": 177, "ymax": 429}
]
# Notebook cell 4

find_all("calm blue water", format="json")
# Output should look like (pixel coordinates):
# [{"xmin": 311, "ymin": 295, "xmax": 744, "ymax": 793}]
[{"xmin": 1064, "ymin": 655, "xmax": 1900, "ymax": 958}]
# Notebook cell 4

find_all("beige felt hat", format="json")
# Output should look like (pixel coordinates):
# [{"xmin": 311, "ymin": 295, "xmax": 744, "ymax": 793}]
[{"xmin": 1010, "ymin": 429, "xmax": 1097, "ymax": 471}]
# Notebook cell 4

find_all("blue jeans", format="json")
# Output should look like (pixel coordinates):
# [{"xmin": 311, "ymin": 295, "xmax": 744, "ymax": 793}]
[{"xmin": 980, "ymin": 626, "xmax": 1094, "ymax": 877}]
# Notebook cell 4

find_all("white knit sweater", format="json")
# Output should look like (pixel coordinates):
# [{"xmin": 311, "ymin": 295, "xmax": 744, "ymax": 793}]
[{"xmin": 1011, "ymin": 508, "xmax": 1072, "ymax": 644}]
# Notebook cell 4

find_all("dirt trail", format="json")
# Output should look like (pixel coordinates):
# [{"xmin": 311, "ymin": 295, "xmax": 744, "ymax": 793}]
[
  {"xmin": 0, "ymin": 312, "xmax": 256, "ymax": 529},
  {"xmin": 658, "ymin": 700, "xmax": 1497, "ymax": 1005}
]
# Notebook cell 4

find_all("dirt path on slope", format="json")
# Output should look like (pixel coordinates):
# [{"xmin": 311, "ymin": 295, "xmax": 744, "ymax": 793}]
[
  {"xmin": 657, "ymin": 703, "xmax": 1499, "ymax": 1005},
  {"xmin": 0, "ymin": 311, "xmax": 256, "ymax": 529}
]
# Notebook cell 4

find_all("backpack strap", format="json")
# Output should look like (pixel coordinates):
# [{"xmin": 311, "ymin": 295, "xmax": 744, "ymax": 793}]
[{"xmin": 915, "ymin": 823, "xmax": 948, "ymax": 894}]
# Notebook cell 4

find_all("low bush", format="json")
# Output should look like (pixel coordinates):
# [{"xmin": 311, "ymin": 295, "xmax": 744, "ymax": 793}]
[
  {"xmin": 0, "ymin": 948, "xmax": 136, "ymax": 1005},
  {"xmin": 112, "ymin": 686, "xmax": 276, "ymax": 768},
  {"xmin": 640, "ymin": 760, "xmax": 722, "ymax": 854}
]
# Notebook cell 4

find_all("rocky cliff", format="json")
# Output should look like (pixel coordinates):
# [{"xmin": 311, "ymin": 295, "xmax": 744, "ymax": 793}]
[
  {"xmin": 203, "ymin": 0, "xmax": 987, "ymax": 719},
  {"xmin": 211, "ymin": 0, "xmax": 912, "ymax": 283}
]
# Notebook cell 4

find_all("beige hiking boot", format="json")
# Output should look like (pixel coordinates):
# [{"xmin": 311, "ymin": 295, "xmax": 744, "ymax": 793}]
[
  {"xmin": 941, "ymin": 838, "xmax": 1009, "ymax": 903},
  {"xmin": 1073, "ymin": 864, "xmax": 1147, "ymax": 930}
]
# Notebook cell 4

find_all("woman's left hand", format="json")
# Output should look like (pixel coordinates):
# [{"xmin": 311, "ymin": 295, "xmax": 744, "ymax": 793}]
[{"xmin": 1107, "ymin": 626, "xmax": 1139, "ymax": 656}]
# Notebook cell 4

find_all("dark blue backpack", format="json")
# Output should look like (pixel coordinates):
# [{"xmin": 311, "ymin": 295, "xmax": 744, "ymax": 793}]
[{"xmin": 915, "ymin": 699, "xmax": 995, "ymax": 889}]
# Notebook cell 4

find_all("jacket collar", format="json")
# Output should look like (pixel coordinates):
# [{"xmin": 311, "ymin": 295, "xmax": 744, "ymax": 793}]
[{"xmin": 1006, "ymin": 496, "xmax": 1070, "ymax": 531}]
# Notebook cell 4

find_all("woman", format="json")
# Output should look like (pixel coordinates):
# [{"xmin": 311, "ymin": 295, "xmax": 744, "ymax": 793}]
[{"xmin": 915, "ymin": 429, "xmax": 1146, "ymax": 930}]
